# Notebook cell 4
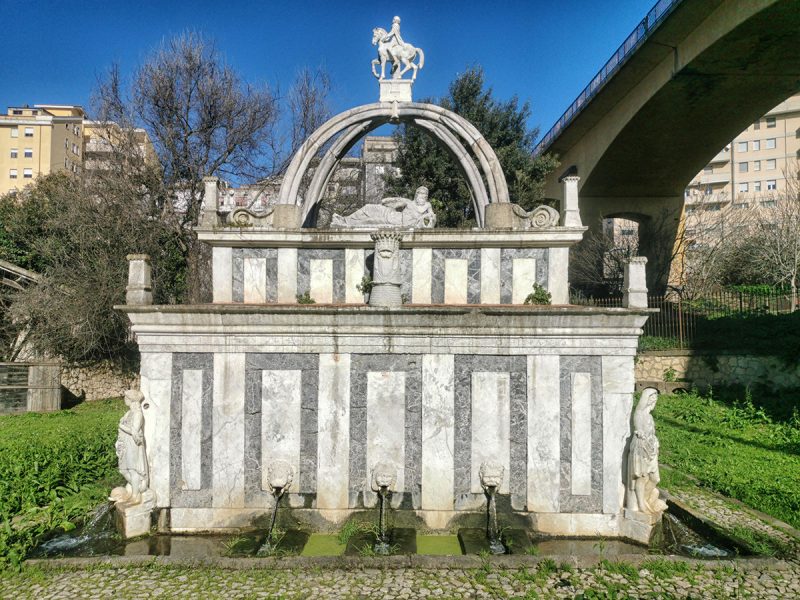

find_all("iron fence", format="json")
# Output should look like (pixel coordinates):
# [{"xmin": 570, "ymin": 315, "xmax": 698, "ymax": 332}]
[{"xmin": 575, "ymin": 289, "xmax": 796, "ymax": 348}]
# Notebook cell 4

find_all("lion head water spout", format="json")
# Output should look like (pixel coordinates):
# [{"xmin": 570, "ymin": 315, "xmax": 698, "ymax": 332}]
[
  {"xmin": 371, "ymin": 462, "xmax": 397, "ymax": 555},
  {"xmin": 257, "ymin": 460, "xmax": 294, "ymax": 556},
  {"xmin": 479, "ymin": 462, "xmax": 506, "ymax": 555}
]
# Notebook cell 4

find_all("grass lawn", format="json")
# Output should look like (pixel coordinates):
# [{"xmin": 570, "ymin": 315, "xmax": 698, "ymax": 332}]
[
  {"xmin": 0, "ymin": 398, "xmax": 124, "ymax": 568},
  {"xmin": 654, "ymin": 388, "xmax": 800, "ymax": 529}
]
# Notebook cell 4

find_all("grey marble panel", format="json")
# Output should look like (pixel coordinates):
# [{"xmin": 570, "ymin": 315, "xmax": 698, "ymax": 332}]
[
  {"xmin": 170, "ymin": 353, "xmax": 214, "ymax": 508},
  {"xmin": 499, "ymin": 248, "xmax": 549, "ymax": 304},
  {"xmin": 453, "ymin": 355, "xmax": 527, "ymax": 509},
  {"xmin": 349, "ymin": 354, "xmax": 422, "ymax": 509},
  {"xmin": 431, "ymin": 249, "xmax": 481, "ymax": 304},
  {"xmin": 297, "ymin": 249, "xmax": 346, "ymax": 303},
  {"xmin": 232, "ymin": 248, "xmax": 278, "ymax": 302},
  {"xmin": 243, "ymin": 353, "xmax": 319, "ymax": 507},
  {"xmin": 559, "ymin": 355, "xmax": 603, "ymax": 513}
]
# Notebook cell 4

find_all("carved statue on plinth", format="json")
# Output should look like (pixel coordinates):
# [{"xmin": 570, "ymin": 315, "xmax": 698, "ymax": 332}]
[
  {"xmin": 626, "ymin": 387, "xmax": 668, "ymax": 515},
  {"xmin": 110, "ymin": 389, "xmax": 156, "ymax": 538},
  {"xmin": 372, "ymin": 16, "xmax": 425, "ymax": 81},
  {"xmin": 331, "ymin": 186, "xmax": 436, "ymax": 229},
  {"xmin": 110, "ymin": 390, "xmax": 149, "ymax": 504},
  {"xmin": 369, "ymin": 230, "xmax": 404, "ymax": 307}
]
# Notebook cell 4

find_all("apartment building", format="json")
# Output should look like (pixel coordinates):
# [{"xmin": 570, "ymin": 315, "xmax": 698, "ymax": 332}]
[
  {"xmin": 0, "ymin": 104, "xmax": 85, "ymax": 195},
  {"xmin": 684, "ymin": 93, "xmax": 800, "ymax": 244}
]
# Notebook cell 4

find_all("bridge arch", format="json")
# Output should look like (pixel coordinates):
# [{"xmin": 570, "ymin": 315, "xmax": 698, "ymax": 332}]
[{"xmin": 277, "ymin": 102, "xmax": 510, "ymax": 227}]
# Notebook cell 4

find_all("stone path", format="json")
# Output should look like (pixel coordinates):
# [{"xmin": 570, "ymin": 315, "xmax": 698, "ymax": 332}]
[{"xmin": 2, "ymin": 560, "xmax": 799, "ymax": 599}]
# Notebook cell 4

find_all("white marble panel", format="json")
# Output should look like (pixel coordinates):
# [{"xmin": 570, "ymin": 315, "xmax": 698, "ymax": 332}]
[
  {"xmin": 527, "ymin": 355, "xmax": 560, "ymax": 512},
  {"xmin": 276, "ymin": 248, "xmax": 297, "ymax": 303},
  {"xmin": 480, "ymin": 248, "xmax": 501, "ymax": 304},
  {"xmin": 444, "ymin": 258, "xmax": 468, "ymax": 304},
  {"xmin": 548, "ymin": 247, "xmax": 569, "ymax": 304},
  {"xmin": 512, "ymin": 258, "xmax": 537, "ymax": 304},
  {"xmin": 471, "ymin": 372, "xmax": 510, "ymax": 494},
  {"xmin": 422, "ymin": 354, "xmax": 455, "ymax": 519},
  {"xmin": 345, "ymin": 249, "xmax": 365, "ymax": 303},
  {"xmin": 213, "ymin": 353, "xmax": 246, "ymax": 507},
  {"xmin": 602, "ymin": 355, "xmax": 634, "ymax": 514},
  {"xmin": 243, "ymin": 257, "xmax": 267, "ymax": 304},
  {"xmin": 367, "ymin": 371, "xmax": 406, "ymax": 494},
  {"xmin": 181, "ymin": 369, "xmax": 204, "ymax": 491},
  {"xmin": 309, "ymin": 259, "xmax": 333, "ymax": 303},
  {"xmin": 317, "ymin": 353, "xmax": 351, "ymax": 515},
  {"xmin": 261, "ymin": 370, "xmax": 302, "ymax": 491},
  {"xmin": 571, "ymin": 372, "xmax": 592, "ymax": 496},
  {"xmin": 412, "ymin": 248, "xmax": 432, "ymax": 303},
  {"xmin": 212, "ymin": 247, "xmax": 233, "ymax": 303},
  {"xmin": 140, "ymin": 352, "xmax": 172, "ymax": 506}
]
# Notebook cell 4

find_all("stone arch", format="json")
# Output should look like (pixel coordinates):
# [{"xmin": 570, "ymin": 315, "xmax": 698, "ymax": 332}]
[{"xmin": 277, "ymin": 102, "xmax": 509, "ymax": 227}]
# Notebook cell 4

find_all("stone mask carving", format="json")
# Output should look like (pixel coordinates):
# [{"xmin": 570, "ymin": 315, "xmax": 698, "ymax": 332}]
[
  {"xmin": 371, "ymin": 461, "xmax": 397, "ymax": 491},
  {"xmin": 268, "ymin": 459, "xmax": 294, "ymax": 493},
  {"xmin": 479, "ymin": 462, "xmax": 505, "ymax": 490}
]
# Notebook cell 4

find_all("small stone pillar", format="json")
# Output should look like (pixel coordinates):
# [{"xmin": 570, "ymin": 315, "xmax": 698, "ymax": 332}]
[
  {"xmin": 126, "ymin": 254, "xmax": 153, "ymax": 306},
  {"xmin": 484, "ymin": 203, "xmax": 516, "ymax": 228},
  {"xmin": 272, "ymin": 204, "xmax": 302, "ymax": 229},
  {"xmin": 623, "ymin": 257, "xmax": 648, "ymax": 309},
  {"xmin": 369, "ymin": 231, "xmax": 403, "ymax": 307},
  {"xmin": 200, "ymin": 176, "xmax": 219, "ymax": 227},
  {"xmin": 560, "ymin": 175, "xmax": 582, "ymax": 227}
]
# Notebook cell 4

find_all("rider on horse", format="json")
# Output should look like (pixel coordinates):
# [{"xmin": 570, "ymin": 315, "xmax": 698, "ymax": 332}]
[{"xmin": 382, "ymin": 16, "xmax": 405, "ymax": 66}]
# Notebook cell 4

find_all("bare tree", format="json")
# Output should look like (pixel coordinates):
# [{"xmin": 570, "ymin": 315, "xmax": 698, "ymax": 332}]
[{"xmin": 95, "ymin": 32, "xmax": 280, "ymax": 228}]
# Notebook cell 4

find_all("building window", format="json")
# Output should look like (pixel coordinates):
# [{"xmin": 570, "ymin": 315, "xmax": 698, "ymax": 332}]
[
  {"xmin": 754, "ymin": 181, "xmax": 762, "ymax": 192},
  {"xmin": 23, "ymin": 168, "xmax": 33, "ymax": 178},
  {"xmin": 703, "ymin": 165, "xmax": 713, "ymax": 173},
  {"xmin": 72, "ymin": 143, "xmax": 78, "ymax": 155},
  {"xmin": 752, "ymin": 140, "xmax": 760, "ymax": 151},
  {"xmin": 753, "ymin": 160, "xmax": 761, "ymax": 171},
  {"xmin": 766, "ymin": 159, "xmax": 776, "ymax": 170},
  {"xmin": 753, "ymin": 120, "xmax": 761, "ymax": 130},
  {"xmin": 767, "ymin": 179, "xmax": 777, "ymax": 190},
  {"xmin": 12, "ymin": 109, "xmax": 22, "ymax": 115},
  {"xmin": 737, "ymin": 141, "xmax": 748, "ymax": 152},
  {"xmin": 10, "ymin": 148, "xmax": 17, "ymax": 158},
  {"xmin": 9, "ymin": 169, "xmax": 17, "ymax": 179},
  {"xmin": 738, "ymin": 182, "xmax": 749, "ymax": 193},
  {"xmin": 762, "ymin": 200, "xmax": 776, "ymax": 208},
  {"xmin": 10, "ymin": 128, "xmax": 18, "ymax": 138},
  {"xmin": 733, "ymin": 202, "xmax": 747, "ymax": 209},
  {"xmin": 24, "ymin": 127, "xmax": 34, "ymax": 137},
  {"xmin": 766, "ymin": 116, "xmax": 776, "ymax": 128},
  {"xmin": 24, "ymin": 148, "xmax": 32, "ymax": 158},
  {"xmin": 766, "ymin": 138, "xmax": 776, "ymax": 149},
  {"xmin": 704, "ymin": 185, "xmax": 713, "ymax": 195},
  {"xmin": 739, "ymin": 162, "xmax": 748, "ymax": 173}
]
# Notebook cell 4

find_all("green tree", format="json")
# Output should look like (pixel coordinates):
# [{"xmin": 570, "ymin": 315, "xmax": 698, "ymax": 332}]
[{"xmin": 389, "ymin": 66, "xmax": 558, "ymax": 227}]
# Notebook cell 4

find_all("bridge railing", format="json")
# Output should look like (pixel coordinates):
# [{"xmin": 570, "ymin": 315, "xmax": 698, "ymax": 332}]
[{"xmin": 534, "ymin": 0, "xmax": 682, "ymax": 156}]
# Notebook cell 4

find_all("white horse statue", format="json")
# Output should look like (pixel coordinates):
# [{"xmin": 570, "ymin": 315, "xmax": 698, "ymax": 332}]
[{"xmin": 371, "ymin": 27, "xmax": 425, "ymax": 81}]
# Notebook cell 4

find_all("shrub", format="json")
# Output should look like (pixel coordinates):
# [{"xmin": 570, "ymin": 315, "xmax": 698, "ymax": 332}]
[
  {"xmin": 524, "ymin": 283, "xmax": 552, "ymax": 305},
  {"xmin": 0, "ymin": 399, "xmax": 124, "ymax": 568}
]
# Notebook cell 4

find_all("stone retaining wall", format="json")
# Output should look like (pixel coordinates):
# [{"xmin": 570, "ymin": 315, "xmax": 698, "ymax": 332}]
[
  {"xmin": 61, "ymin": 361, "xmax": 139, "ymax": 401},
  {"xmin": 635, "ymin": 351, "xmax": 800, "ymax": 389}
]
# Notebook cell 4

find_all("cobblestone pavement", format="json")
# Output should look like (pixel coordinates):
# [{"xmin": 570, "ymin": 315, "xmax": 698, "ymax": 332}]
[{"xmin": 2, "ymin": 561, "xmax": 799, "ymax": 599}]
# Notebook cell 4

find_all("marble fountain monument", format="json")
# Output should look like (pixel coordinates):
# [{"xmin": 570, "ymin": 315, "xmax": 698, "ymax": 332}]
[{"xmin": 113, "ymin": 16, "xmax": 666, "ymax": 548}]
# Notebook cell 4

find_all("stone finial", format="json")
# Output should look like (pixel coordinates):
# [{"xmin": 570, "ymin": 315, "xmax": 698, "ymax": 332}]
[
  {"xmin": 369, "ymin": 231, "xmax": 404, "ymax": 307},
  {"xmin": 623, "ymin": 256, "xmax": 648, "ymax": 309},
  {"xmin": 560, "ymin": 175, "xmax": 582, "ymax": 227},
  {"xmin": 126, "ymin": 254, "xmax": 152, "ymax": 306},
  {"xmin": 626, "ymin": 387, "xmax": 668, "ymax": 516},
  {"xmin": 200, "ymin": 176, "xmax": 220, "ymax": 227}
]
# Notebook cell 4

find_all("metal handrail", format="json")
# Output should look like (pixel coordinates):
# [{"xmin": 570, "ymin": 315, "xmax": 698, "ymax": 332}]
[{"xmin": 534, "ymin": 0, "xmax": 682, "ymax": 156}]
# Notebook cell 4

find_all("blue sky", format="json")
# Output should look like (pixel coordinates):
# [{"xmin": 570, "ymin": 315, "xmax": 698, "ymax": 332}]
[{"xmin": 0, "ymin": 0, "xmax": 654, "ymax": 138}]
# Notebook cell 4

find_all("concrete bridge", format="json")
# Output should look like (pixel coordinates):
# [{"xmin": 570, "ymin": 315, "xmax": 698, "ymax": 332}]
[{"xmin": 538, "ymin": 0, "xmax": 800, "ymax": 290}]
